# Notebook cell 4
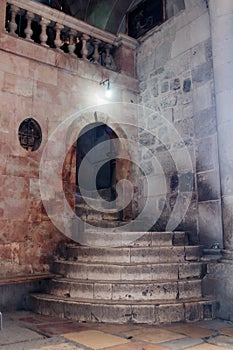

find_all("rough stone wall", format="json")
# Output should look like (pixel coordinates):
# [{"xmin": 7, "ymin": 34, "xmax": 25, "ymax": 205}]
[
  {"xmin": 0, "ymin": 33, "xmax": 138, "ymax": 276},
  {"xmin": 136, "ymin": 0, "xmax": 222, "ymax": 245}
]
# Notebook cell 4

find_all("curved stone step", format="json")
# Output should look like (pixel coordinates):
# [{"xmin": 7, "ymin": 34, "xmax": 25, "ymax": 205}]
[
  {"xmin": 76, "ymin": 208, "xmax": 119, "ymax": 221},
  {"xmin": 71, "ymin": 231, "xmax": 189, "ymax": 247},
  {"xmin": 75, "ymin": 192, "xmax": 119, "ymax": 222},
  {"xmin": 48, "ymin": 277, "xmax": 202, "ymax": 301},
  {"xmin": 75, "ymin": 197, "xmax": 116, "ymax": 211},
  {"xmin": 64, "ymin": 245, "xmax": 202, "ymax": 264},
  {"xmin": 80, "ymin": 220, "xmax": 126, "ymax": 229},
  {"xmin": 30, "ymin": 293, "xmax": 217, "ymax": 324},
  {"xmin": 29, "ymin": 229, "xmax": 215, "ymax": 325},
  {"xmin": 76, "ymin": 188, "xmax": 113, "ymax": 202},
  {"xmin": 53, "ymin": 261, "xmax": 206, "ymax": 281}
]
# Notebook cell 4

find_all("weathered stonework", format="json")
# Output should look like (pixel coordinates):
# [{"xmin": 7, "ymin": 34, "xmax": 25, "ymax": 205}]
[
  {"xmin": 137, "ymin": 0, "xmax": 221, "ymax": 245},
  {"xmin": 0, "ymin": 0, "xmax": 233, "ymax": 324},
  {"xmin": 30, "ymin": 231, "xmax": 216, "ymax": 324},
  {"xmin": 0, "ymin": 30, "xmax": 138, "ymax": 276}
]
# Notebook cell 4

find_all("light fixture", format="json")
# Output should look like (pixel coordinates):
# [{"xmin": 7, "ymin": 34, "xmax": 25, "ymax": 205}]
[{"xmin": 100, "ymin": 78, "xmax": 112, "ymax": 98}]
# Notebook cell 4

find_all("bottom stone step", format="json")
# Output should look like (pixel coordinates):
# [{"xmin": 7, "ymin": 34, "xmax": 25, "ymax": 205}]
[
  {"xmin": 30, "ymin": 293, "xmax": 217, "ymax": 325},
  {"xmin": 48, "ymin": 278, "xmax": 203, "ymax": 301}
]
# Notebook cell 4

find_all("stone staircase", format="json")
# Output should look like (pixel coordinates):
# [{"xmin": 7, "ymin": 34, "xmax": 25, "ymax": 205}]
[
  {"xmin": 30, "ymin": 230, "xmax": 217, "ymax": 324},
  {"xmin": 75, "ymin": 189, "xmax": 123, "ymax": 228}
]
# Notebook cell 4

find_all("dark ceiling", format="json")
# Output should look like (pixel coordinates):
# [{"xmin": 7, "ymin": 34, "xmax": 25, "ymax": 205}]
[
  {"xmin": 66, "ymin": 0, "xmax": 139, "ymax": 34},
  {"xmin": 37, "ymin": 0, "xmax": 186, "ymax": 36},
  {"xmin": 38, "ymin": 0, "xmax": 140, "ymax": 34}
]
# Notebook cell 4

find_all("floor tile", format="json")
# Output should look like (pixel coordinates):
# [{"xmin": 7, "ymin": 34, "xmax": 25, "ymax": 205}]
[
  {"xmin": 132, "ymin": 328, "xmax": 185, "ymax": 343},
  {"xmin": 161, "ymin": 336, "xmax": 203, "ymax": 349},
  {"xmin": 208, "ymin": 335, "xmax": 233, "ymax": 348},
  {"xmin": 197, "ymin": 320, "xmax": 229, "ymax": 330},
  {"xmin": 93, "ymin": 323, "xmax": 144, "ymax": 336},
  {"xmin": 166, "ymin": 324, "xmax": 216, "ymax": 338},
  {"xmin": 35, "ymin": 322, "xmax": 88, "ymax": 336},
  {"xmin": 4, "ymin": 312, "xmax": 233, "ymax": 350},
  {"xmin": 31, "ymin": 343, "xmax": 84, "ymax": 350},
  {"xmin": 19, "ymin": 316, "xmax": 68, "ymax": 324},
  {"xmin": 4, "ymin": 311, "xmax": 36, "ymax": 321},
  {"xmin": 184, "ymin": 344, "xmax": 228, "ymax": 350},
  {"xmin": 115, "ymin": 328, "xmax": 149, "ymax": 338},
  {"xmin": 219, "ymin": 327, "xmax": 233, "ymax": 336},
  {"xmin": 104, "ymin": 343, "xmax": 169, "ymax": 350},
  {"xmin": 0, "ymin": 325, "xmax": 44, "ymax": 346},
  {"xmin": 62, "ymin": 330, "xmax": 130, "ymax": 349}
]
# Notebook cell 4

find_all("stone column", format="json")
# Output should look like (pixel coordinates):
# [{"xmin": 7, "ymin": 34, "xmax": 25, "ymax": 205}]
[
  {"xmin": 0, "ymin": 0, "xmax": 6, "ymax": 32},
  {"xmin": 209, "ymin": 0, "xmax": 233, "ymax": 259}
]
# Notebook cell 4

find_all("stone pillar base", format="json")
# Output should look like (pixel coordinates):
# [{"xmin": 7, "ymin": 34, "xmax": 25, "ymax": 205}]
[
  {"xmin": 203, "ymin": 260, "xmax": 233, "ymax": 321},
  {"xmin": 220, "ymin": 249, "xmax": 233, "ymax": 262},
  {"xmin": 202, "ymin": 248, "xmax": 222, "ymax": 262}
]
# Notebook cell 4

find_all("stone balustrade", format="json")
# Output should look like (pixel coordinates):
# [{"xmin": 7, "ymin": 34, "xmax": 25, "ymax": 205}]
[{"xmin": 2, "ymin": 0, "xmax": 137, "ymax": 75}]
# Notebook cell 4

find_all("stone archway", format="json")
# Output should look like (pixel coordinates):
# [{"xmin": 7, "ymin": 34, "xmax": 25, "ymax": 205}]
[
  {"xmin": 62, "ymin": 114, "xmax": 136, "ymax": 225},
  {"xmin": 76, "ymin": 122, "xmax": 118, "ymax": 202}
]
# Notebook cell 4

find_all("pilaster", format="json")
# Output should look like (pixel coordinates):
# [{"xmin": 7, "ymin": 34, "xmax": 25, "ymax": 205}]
[
  {"xmin": 0, "ymin": 0, "xmax": 6, "ymax": 32},
  {"xmin": 209, "ymin": 0, "xmax": 233, "ymax": 258}
]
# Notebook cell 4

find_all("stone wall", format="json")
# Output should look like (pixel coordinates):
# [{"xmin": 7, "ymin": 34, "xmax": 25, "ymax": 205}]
[
  {"xmin": 136, "ymin": 0, "xmax": 222, "ymax": 245},
  {"xmin": 0, "ymin": 33, "xmax": 138, "ymax": 276}
]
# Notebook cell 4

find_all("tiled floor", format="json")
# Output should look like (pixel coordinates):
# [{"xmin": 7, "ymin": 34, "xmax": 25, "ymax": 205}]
[{"xmin": 1, "ymin": 311, "xmax": 233, "ymax": 349}]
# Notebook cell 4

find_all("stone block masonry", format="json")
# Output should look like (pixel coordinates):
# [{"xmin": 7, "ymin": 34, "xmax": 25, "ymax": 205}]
[
  {"xmin": 136, "ymin": 0, "xmax": 222, "ymax": 246},
  {"xmin": 30, "ymin": 231, "xmax": 217, "ymax": 324},
  {"xmin": 0, "ymin": 29, "xmax": 139, "ymax": 276}
]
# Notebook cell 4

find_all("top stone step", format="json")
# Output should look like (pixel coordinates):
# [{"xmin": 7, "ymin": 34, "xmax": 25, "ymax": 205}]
[{"xmin": 69, "ymin": 231, "xmax": 189, "ymax": 247}]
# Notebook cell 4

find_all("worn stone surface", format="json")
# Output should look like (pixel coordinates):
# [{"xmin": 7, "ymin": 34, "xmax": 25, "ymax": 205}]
[
  {"xmin": 0, "ymin": 0, "xmax": 231, "ymax": 325},
  {"xmin": 0, "ymin": 280, "xmax": 48, "ymax": 311},
  {"xmin": 194, "ymin": 107, "xmax": 217, "ymax": 139},
  {"xmin": 191, "ymin": 61, "xmax": 213, "ymax": 84},
  {"xmin": 0, "ymin": 27, "xmax": 138, "ymax": 275},
  {"xmin": 3, "ymin": 311, "xmax": 233, "ymax": 350},
  {"xmin": 178, "ymin": 280, "xmax": 202, "ymax": 299},
  {"xmin": 197, "ymin": 171, "xmax": 221, "ymax": 202},
  {"xmin": 198, "ymin": 201, "xmax": 223, "ymax": 248},
  {"xmin": 203, "ymin": 262, "xmax": 233, "ymax": 321},
  {"xmin": 196, "ymin": 136, "xmax": 218, "ymax": 172},
  {"xmin": 155, "ymin": 304, "xmax": 185, "ymax": 324},
  {"xmin": 29, "ymin": 229, "xmax": 215, "ymax": 324},
  {"xmin": 136, "ymin": 0, "xmax": 221, "ymax": 248},
  {"xmin": 222, "ymin": 196, "xmax": 233, "ymax": 251}
]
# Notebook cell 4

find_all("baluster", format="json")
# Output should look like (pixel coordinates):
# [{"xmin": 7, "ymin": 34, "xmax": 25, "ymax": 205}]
[
  {"xmin": 81, "ymin": 34, "xmax": 90, "ymax": 60},
  {"xmin": 40, "ymin": 17, "xmax": 50, "ymax": 47},
  {"xmin": 25, "ymin": 11, "xmax": 34, "ymax": 41},
  {"xmin": 9, "ymin": 4, "xmax": 19, "ymax": 37},
  {"xmin": 68, "ymin": 29, "xmax": 77, "ymax": 56},
  {"xmin": 54, "ymin": 23, "xmax": 64, "ymax": 50},
  {"xmin": 104, "ymin": 44, "xmax": 112, "ymax": 68},
  {"xmin": 92, "ymin": 39, "xmax": 101, "ymax": 64}
]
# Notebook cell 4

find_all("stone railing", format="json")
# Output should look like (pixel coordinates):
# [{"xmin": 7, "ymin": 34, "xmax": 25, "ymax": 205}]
[{"xmin": 2, "ymin": 0, "xmax": 137, "ymax": 74}]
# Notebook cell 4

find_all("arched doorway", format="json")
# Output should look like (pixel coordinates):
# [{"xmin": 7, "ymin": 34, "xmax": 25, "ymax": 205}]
[
  {"xmin": 62, "ymin": 118, "xmax": 134, "ymax": 227},
  {"xmin": 76, "ymin": 122, "xmax": 118, "ymax": 203}
]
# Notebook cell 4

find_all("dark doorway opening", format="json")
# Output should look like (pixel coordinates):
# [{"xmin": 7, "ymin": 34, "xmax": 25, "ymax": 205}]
[{"xmin": 76, "ymin": 122, "xmax": 118, "ymax": 202}]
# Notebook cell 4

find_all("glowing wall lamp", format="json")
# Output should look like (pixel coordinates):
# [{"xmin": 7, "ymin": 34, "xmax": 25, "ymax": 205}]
[{"xmin": 100, "ymin": 78, "xmax": 111, "ymax": 98}]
